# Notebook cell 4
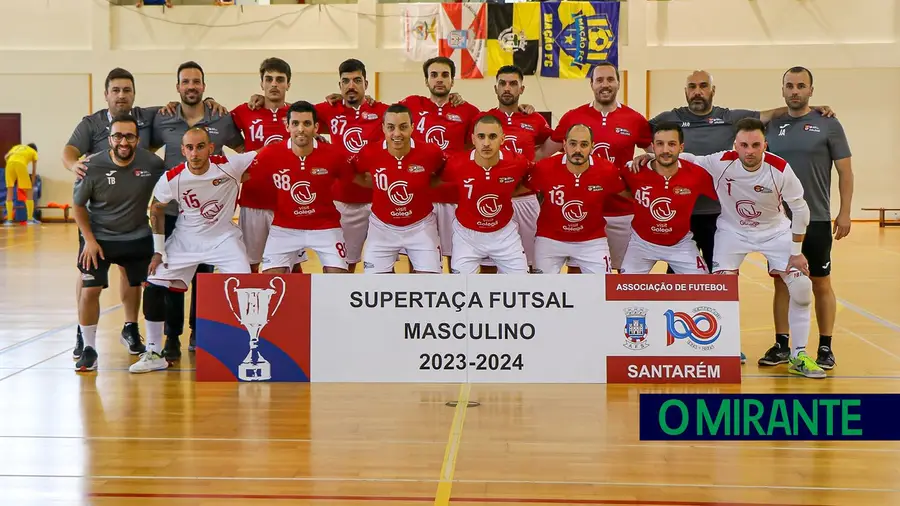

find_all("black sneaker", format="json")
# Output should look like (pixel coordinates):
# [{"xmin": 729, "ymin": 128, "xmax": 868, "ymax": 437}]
[
  {"xmin": 758, "ymin": 342, "xmax": 790, "ymax": 366},
  {"xmin": 816, "ymin": 346, "xmax": 835, "ymax": 370},
  {"xmin": 163, "ymin": 335, "xmax": 182, "ymax": 362},
  {"xmin": 188, "ymin": 330, "xmax": 196, "ymax": 352},
  {"xmin": 73, "ymin": 327, "xmax": 84, "ymax": 360},
  {"xmin": 120, "ymin": 323, "xmax": 146, "ymax": 355},
  {"xmin": 75, "ymin": 346, "xmax": 98, "ymax": 372}
]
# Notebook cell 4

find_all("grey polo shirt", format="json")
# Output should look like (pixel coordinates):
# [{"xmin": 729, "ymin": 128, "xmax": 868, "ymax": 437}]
[
  {"xmin": 67, "ymin": 107, "xmax": 160, "ymax": 155},
  {"xmin": 151, "ymin": 104, "xmax": 244, "ymax": 214},
  {"xmin": 72, "ymin": 149, "xmax": 166, "ymax": 241},
  {"xmin": 765, "ymin": 111, "xmax": 852, "ymax": 222},
  {"xmin": 650, "ymin": 106, "xmax": 760, "ymax": 215}
]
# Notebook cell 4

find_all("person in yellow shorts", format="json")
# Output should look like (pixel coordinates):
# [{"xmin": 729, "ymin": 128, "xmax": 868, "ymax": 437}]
[{"xmin": 4, "ymin": 143, "xmax": 39, "ymax": 225}]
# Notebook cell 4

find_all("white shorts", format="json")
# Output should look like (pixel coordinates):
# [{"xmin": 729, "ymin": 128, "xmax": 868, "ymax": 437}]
[
  {"xmin": 364, "ymin": 214, "xmax": 442, "ymax": 273},
  {"xmin": 334, "ymin": 201, "xmax": 371, "ymax": 264},
  {"xmin": 433, "ymin": 203, "xmax": 457, "ymax": 257},
  {"xmin": 713, "ymin": 228, "xmax": 791, "ymax": 273},
  {"xmin": 604, "ymin": 214, "xmax": 633, "ymax": 271},
  {"xmin": 239, "ymin": 207, "xmax": 274, "ymax": 265},
  {"xmin": 450, "ymin": 219, "xmax": 527, "ymax": 274},
  {"xmin": 149, "ymin": 230, "xmax": 250, "ymax": 290},
  {"xmin": 621, "ymin": 232, "xmax": 708, "ymax": 274},
  {"xmin": 261, "ymin": 225, "xmax": 348, "ymax": 271},
  {"xmin": 534, "ymin": 236, "xmax": 611, "ymax": 274},
  {"xmin": 481, "ymin": 194, "xmax": 539, "ymax": 268}
]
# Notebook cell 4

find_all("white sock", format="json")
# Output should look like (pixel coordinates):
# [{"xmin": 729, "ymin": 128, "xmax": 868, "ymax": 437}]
[
  {"xmin": 80, "ymin": 324, "xmax": 97, "ymax": 350},
  {"xmin": 145, "ymin": 320, "xmax": 164, "ymax": 355},
  {"xmin": 789, "ymin": 298, "xmax": 811, "ymax": 359}
]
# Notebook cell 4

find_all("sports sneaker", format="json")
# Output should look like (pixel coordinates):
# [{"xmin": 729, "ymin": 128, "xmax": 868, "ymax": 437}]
[
  {"xmin": 3, "ymin": 221, "xmax": 15, "ymax": 227},
  {"xmin": 188, "ymin": 330, "xmax": 196, "ymax": 352},
  {"xmin": 73, "ymin": 327, "xmax": 84, "ymax": 360},
  {"xmin": 740, "ymin": 352, "xmax": 746, "ymax": 364},
  {"xmin": 758, "ymin": 342, "xmax": 790, "ymax": 366},
  {"xmin": 816, "ymin": 346, "xmax": 836, "ymax": 370},
  {"xmin": 75, "ymin": 346, "xmax": 98, "ymax": 372},
  {"xmin": 162, "ymin": 335, "xmax": 182, "ymax": 362},
  {"xmin": 129, "ymin": 351, "xmax": 169, "ymax": 373},
  {"xmin": 120, "ymin": 323, "xmax": 146, "ymax": 355},
  {"xmin": 25, "ymin": 219, "xmax": 41, "ymax": 226},
  {"xmin": 788, "ymin": 352, "xmax": 827, "ymax": 379}
]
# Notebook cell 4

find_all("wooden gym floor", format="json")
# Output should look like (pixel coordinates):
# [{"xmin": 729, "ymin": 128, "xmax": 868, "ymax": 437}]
[{"xmin": 1, "ymin": 223, "xmax": 898, "ymax": 506}]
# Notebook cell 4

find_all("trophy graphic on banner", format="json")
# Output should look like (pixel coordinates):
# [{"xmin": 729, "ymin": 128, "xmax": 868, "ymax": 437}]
[{"xmin": 224, "ymin": 276, "xmax": 286, "ymax": 381}]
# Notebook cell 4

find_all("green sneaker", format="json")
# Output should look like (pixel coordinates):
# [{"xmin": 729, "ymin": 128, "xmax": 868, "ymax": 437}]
[{"xmin": 788, "ymin": 351, "xmax": 827, "ymax": 379}]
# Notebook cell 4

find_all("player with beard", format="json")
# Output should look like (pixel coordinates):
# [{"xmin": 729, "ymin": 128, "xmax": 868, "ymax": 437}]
[
  {"xmin": 315, "ymin": 59, "xmax": 389, "ymax": 272},
  {"xmin": 150, "ymin": 61, "xmax": 245, "ymax": 360},
  {"xmin": 400, "ymin": 57, "xmax": 482, "ymax": 269},
  {"xmin": 438, "ymin": 116, "xmax": 531, "ymax": 274},
  {"xmin": 351, "ymin": 104, "xmax": 446, "ymax": 274},
  {"xmin": 761, "ymin": 67, "xmax": 853, "ymax": 370},
  {"xmin": 527, "ymin": 124, "xmax": 629, "ymax": 274},
  {"xmin": 542, "ymin": 63, "xmax": 652, "ymax": 274},
  {"xmin": 474, "ymin": 65, "xmax": 553, "ymax": 273},
  {"xmin": 620, "ymin": 122, "xmax": 718, "ymax": 274},
  {"xmin": 71, "ymin": 116, "xmax": 165, "ymax": 371},
  {"xmin": 133, "ymin": 127, "xmax": 258, "ymax": 374},
  {"xmin": 252, "ymin": 101, "xmax": 354, "ymax": 274}
]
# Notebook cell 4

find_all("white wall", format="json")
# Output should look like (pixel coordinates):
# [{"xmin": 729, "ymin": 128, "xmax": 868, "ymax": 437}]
[{"xmin": 1, "ymin": 0, "xmax": 896, "ymax": 217}]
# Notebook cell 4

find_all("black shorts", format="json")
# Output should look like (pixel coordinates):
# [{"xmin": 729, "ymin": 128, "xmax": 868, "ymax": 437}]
[
  {"xmin": 802, "ymin": 221, "xmax": 832, "ymax": 277},
  {"xmin": 77, "ymin": 235, "xmax": 154, "ymax": 289}
]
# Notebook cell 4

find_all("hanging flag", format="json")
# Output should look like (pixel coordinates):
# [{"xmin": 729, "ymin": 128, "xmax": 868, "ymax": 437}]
[
  {"xmin": 401, "ymin": 3, "xmax": 440, "ymax": 63},
  {"xmin": 486, "ymin": 3, "xmax": 541, "ymax": 76},
  {"xmin": 438, "ymin": 3, "xmax": 487, "ymax": 79},
  {"xmin": 540, "ymin": 1, "xmax": 620, "ymax": 79}
]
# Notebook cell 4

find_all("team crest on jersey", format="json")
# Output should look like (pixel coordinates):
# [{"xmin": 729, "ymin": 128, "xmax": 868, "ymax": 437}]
[
  {"xmin": 133, "ymin": 169, "xmax": 152, "ymax": 177},
  {"xmin": 803, "ymin": 124, "xmax": 821, "ymax": 132},
  {"xmin": 623, "ymin": 306, "xmax": 650, "ymax": 351},
  {"xmin": 707, "ymin": 117, "xmax": 725, "ymax": 125},
  {"xmin": 587, "ymin": 185, "xmax": 603, "ymax": 192},
  {"xmin": 407, "ymin": 165, "xmax": 425, "ymax": 173},
  {"xmin": 212, "ymin": 177, "xmax": 229, "ymax": 186},
  {"xmin": 615, "ymin": 127, "xmax": 631, "ymax": 136},
  {"xmin": 363, "ymin": 112, "xmax": 379, "ymax": 121},
  {"xmin": 498, "ymin": 176, "xmax": 516, "ymax": 184},
  {"xmin": 673, "ymin": 186, "xmax": 691, "ymax": 195},
  {"xmin": 446, "ymin": 113, "xmax": 463, "ymax": 123},
  {"xmin": 520, "ymin": 123, "xmax": 535, "ymax": 131},
  {"xmin": 753, "ymin": 185, "xmax": 773, "ymax": 194},
  {"xmin": 311, "ymin": 168, "xmax": 329, "ymax": 175}
]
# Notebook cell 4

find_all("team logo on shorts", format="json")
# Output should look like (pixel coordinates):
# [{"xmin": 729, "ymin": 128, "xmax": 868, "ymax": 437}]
[
  {"xmin": 476, "ymin": 194, "xmax": 502, "ymax": 218},
  {"xmin": 664, "ymin": 306, "xmax": 722, "ymax": 351},
  {"xmin": 623, "ymin": 306, "xmax": 650, "ymax": 350}
]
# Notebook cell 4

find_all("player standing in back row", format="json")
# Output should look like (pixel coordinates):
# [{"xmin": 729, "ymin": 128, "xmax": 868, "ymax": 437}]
[
  {"xmin": 760, "ymin": 66, "xmax": 853, "ymax": 370},
  {"xmin": 676, "ymin": 118, "xmax": 825, "ymax": 379},
  {"xmin": 542, "ymin": 63, "xmax": 652, "ymax": 273}
]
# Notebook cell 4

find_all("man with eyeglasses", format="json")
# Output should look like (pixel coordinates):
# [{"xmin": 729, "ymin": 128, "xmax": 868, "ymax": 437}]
[{"xmin": 71, "ymin": 115, "xmax": 166, "ymax": 372}]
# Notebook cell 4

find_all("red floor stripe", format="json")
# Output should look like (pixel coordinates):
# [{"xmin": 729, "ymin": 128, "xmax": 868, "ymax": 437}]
[{"xmin": 87, "ymin": 492, "xmax": 827, "ymax": 506}]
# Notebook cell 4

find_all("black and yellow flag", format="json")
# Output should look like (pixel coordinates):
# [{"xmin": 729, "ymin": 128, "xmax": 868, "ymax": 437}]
[{"xmin": 486, "ymin": 3, "xmax": 541, "ymax": 76}]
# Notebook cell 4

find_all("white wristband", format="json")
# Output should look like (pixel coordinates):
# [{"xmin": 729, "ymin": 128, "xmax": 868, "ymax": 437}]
[
  {"xmin": 153, "ymin": 234, "xmax": 167, "ymax": 262},
  {"xmin": 791, "ymin": 241, "xmax": 803, "ymax": 256}
]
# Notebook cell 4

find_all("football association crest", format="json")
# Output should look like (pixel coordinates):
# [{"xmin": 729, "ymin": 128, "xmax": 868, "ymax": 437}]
[{"xmin": 623, "ymin": 306, "xmax": 650, "ymax": 350}]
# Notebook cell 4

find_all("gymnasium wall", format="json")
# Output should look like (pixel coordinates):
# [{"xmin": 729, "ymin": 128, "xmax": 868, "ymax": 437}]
[{"xmin": 5, "ymin": 0, "xmax": 898, "ymax": 218}]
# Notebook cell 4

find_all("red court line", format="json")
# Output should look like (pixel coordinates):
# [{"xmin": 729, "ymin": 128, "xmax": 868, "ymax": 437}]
[{"xmin": 87, "ymin": 492, "xmax": 826, "ymax": 506}]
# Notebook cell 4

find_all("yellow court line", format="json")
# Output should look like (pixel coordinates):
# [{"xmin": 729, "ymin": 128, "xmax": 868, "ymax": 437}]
[{"xmin": 434, "ymin": 383, "xmax": 471, "ymax": 506}]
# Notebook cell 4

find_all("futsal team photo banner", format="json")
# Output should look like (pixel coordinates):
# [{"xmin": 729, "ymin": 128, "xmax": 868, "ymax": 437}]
[{"xmin": 195, "ymin": 273, "xmax": 741, "ymax": 384}]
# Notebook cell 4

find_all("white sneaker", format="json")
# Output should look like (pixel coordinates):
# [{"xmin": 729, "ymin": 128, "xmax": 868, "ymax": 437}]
[{"xmin": 129, "ymin": 351, "xmax": 169, "ymax": 373}]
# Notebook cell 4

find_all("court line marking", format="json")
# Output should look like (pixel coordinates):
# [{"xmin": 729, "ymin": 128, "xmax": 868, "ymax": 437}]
[
  {"xmin": 82, "ymin": 491, "xmax": 836, "ymax": 506},
  {"xmin": 3, "ymin": 435, "xmax": 898, "ymax": 453},
  {"xmin": 9, "ymin": 473, "xmax": 897, "ymax": 494},
  {"xmin": 0, "ymin": 348, "xmax": 74, "ymax": 383},
  {"xmin": 0, "ymin": 304, "xmax": 122, "ymax": 355},
  {"xmin": 434, "ymin": 383, "xmax": 471, "ymax": 505}
]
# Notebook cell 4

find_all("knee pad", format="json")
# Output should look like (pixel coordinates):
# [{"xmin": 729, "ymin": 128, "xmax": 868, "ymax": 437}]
[
  {"xmin": 781, "ymin": 272, "xmax": 812, "ymax": 306},
  {"xmin": 142, "ymin": 282, "xmax": 168, "ymax": 321}
]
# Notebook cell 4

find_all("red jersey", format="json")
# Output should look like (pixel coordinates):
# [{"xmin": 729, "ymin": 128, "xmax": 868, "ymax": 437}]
[
  {"xmin": 315, "ymin": 100, "xmax": 388, "ymax": 204},
  {"xmin": 249, "ymin": 139, "xmax": 353, "ymax": 231},
  {"xmin": 231, "ymin": 103, "xmax": 289, "ymax": 210},
  {"xmin": 551, "ymin": 103, "xmax": 652, "ymax": 216},
  {"xmin": 441, "ymin": 150, "xmax": 530, "ymax": 232},
  {"xmin": 526, "ymin": 153, "xmax": 626, "ymax": 242},
  {"xmin": 399, "ymin": 95, "xmax": 481, "ymax": 203},
  {"xmin": 622, "ymin": 158, "xmax": 717, "ymax": 246},
  {"xmin": 352, "ymin": 140, "xmax": 446, "ymax": 227}
]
